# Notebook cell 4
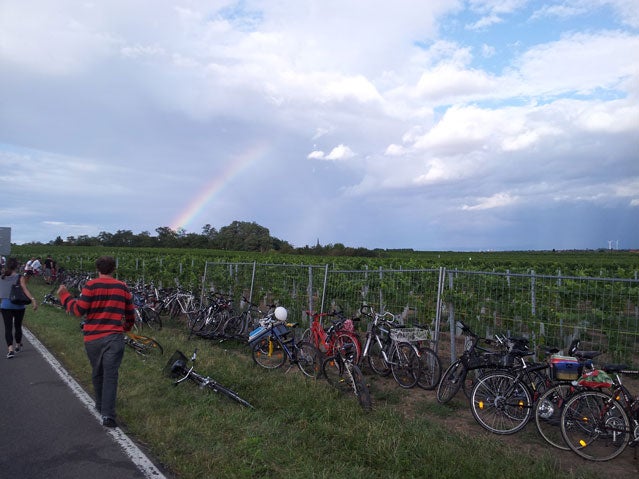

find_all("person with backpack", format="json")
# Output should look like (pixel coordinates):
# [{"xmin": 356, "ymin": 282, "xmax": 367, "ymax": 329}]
[{"xmin": 0, "ymin": 258, "xmax": 38, "ymax": 358}]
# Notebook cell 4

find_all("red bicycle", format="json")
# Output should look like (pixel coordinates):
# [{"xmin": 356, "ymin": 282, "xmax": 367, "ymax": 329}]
[{"xmin": 303, "ymin": 310, "xmax": 362, "ymax": 363}]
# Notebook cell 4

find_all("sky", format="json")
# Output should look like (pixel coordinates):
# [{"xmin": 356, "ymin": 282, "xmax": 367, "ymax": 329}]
[{"xmin": 1, "ymin": 0, "xmax": 638, "ymax": 251}]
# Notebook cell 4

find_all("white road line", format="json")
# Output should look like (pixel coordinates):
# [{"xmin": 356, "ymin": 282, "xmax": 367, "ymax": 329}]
[{"xmin": 24, "ymin": 328, "xmax": 167, "ymax": 479}]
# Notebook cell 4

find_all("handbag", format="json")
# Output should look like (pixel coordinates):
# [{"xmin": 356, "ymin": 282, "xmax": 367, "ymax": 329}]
[{"xmin": 10, "ymin": 276, "xmax": 32, "ymax": 305}]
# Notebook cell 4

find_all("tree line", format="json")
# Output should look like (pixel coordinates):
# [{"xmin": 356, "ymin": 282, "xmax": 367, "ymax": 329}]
[{"xmin": 32, "ymin": 221, "xmax": 379, "ymax": 257}]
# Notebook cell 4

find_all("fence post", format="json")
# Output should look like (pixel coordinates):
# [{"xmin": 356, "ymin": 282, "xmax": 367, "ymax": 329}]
[
  {"xmin": 249, "ymin": 261, "xmax": 256, "ymax": 303},
  {"xmin": 448, "ymin": 270, "xmax": 456, "ymax": 362},
  {"xmin": 307, "ymin": 266, "xmax": 313, "ymax": 313},
  {"xmin": 320, "ymin": 264, "xmax": 329, "ymax": 313},
  {"xmin": 433, "ymin": 266, "xmax": 445, "ymax": 354},
  {"xmin": 530, "ymin": 269, "xmax": 536, "ymax": 316}
]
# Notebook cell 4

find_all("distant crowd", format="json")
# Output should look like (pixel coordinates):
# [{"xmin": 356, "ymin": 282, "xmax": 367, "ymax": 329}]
[{"xmin": 0, "ymin": 255, "xmax": 57, "ymax": 284}]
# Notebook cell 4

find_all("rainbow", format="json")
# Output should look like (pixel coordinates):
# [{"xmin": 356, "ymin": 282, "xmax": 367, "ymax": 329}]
[{"xmin": 170, "ymin": 142, "xmax": 270, "ymax": 231}]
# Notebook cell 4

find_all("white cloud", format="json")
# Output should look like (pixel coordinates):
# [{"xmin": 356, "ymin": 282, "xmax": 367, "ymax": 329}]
[
  {"xmin": 0, "ymin": 1, "xmax": 637, "ymax": 249},
  {"xmin": 462, "ymin": 192, "xmax": 519, "ymax": 211}
]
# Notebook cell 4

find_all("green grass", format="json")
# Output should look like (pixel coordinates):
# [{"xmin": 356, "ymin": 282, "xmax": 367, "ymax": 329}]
[{"xmin": 25, "ymin": 279, "xmax": 603, "ymax": 479}]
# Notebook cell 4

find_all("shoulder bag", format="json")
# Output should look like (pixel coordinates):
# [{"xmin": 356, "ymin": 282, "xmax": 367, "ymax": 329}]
[{"xmin": 10, "ymin": 276, "xmax": 32, "ymax": 305}]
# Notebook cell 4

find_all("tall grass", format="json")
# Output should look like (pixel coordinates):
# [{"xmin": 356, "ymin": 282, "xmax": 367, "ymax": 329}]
[{"xmin": 25, "ymin": 280, "xmax": 602, "ymax": 479}]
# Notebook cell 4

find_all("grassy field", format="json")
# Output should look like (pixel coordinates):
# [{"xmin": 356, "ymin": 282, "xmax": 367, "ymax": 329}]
[{"xmin": 24, "ymin": 278, "xmax": 613, "ymax": 479}]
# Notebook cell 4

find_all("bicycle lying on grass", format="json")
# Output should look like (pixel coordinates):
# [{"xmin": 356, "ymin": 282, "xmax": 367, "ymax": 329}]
[
  {"xmin": 124, "ymin": 331, "xmax": 163, "ymax": 357},
  {"xmin": 164, "ymin": 348, "xmax": 254, "ymax": 408},
  {"xmin": 322, "ymin": 342, "xmax": 372, "ymax": 412}
]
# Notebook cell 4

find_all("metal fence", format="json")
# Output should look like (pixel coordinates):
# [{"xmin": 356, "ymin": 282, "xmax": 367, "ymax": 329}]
[{"xmin": 202, "ymin": 262, "xmax": 639, "ymax": 367}]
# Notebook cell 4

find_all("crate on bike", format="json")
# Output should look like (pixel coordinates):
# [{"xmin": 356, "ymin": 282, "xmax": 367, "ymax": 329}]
[{"xmin": 549, "ymin": 354, "xmax": 580, "ymax": 380}]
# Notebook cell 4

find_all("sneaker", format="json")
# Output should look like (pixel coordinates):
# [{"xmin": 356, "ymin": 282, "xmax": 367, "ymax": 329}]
[
  {"xmin": 15, "ymin": 344, "xmax": 21, "ymax": 353},
  {"xmin": 6, "ymin": 351, "xmax": 15, "ymax": 359},
  {"xmin": 102, "ymin": 417, "xmax": 118, "ymax": 428}
]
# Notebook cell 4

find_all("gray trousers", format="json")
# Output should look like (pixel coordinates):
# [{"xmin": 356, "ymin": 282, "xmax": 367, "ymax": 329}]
[{"xmin": 84, "ymin": 333, "xmax": 125, "ymax": 420}]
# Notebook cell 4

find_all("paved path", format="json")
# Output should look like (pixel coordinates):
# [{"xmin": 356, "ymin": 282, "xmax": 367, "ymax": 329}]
[{"xmin": 0, "ymin": 328, "xmax": 167, "ymax": 479}]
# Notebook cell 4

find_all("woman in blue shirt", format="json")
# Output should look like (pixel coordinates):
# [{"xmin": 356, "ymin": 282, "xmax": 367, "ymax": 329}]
[{"xmin": 0, "ymin": 258, "xmax": 38, "ymax": 358}]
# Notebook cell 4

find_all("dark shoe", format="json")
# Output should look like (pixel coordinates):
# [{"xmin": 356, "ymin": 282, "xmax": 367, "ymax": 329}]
[
  {"xmin": 102, "ymin": 417, "xmax": 118, "ymax": 428},
  {"xmin": 15, "ymin": 344, "xmax": 21, "ymax": 353},
  {"xmin": 6, "ymin": 351, "xmax": 14, "ymax": 359}
]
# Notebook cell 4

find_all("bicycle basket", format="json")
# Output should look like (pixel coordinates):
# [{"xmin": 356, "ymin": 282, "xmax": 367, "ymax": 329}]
[
  {"xmin": 390, "ymin": 327, "xmax": 431, "ymax": 343},
  {"xmin": 163, "ymin": 350, "xmax": 188, "ymax": 378},
  {"xmin": 461, "ymin": 351, "xmax": 506, "ymax": 369}
]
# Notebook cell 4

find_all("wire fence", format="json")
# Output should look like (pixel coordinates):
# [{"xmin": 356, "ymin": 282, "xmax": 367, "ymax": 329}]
[{"xmin": 202, "ymin": 262, "xmax": 639, "ymax": 367}]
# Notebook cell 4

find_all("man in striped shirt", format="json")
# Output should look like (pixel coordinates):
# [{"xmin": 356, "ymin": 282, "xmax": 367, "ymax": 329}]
[{"xmin": 58, "ymin": 256, "xmax": 135, "ymax": 428}]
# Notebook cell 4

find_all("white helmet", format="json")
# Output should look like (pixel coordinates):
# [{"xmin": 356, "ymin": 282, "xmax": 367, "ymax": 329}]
[{"xmin": 274, "ymin": 306, "xmax": 288, "ymax": 322}]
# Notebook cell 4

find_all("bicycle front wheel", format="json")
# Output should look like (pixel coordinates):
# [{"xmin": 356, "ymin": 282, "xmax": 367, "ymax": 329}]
[
  {"xmin": 390, "ymin": 342, "xmax": 421, "ymax": 389},
  {"xmin": 437, "ymin": 359, "xmax": 467, "ymax": 404},
  {"xmin": 535, "ymin": 383, "xmax": 574, "ymax": 450},
  {"xmin": 142, "ymin": 307, "xmax": 162, "ymax": 330},
  {"xmin": 367, "ymin": 339, "xmax": 391, "ymax": 376},
  {"xmin": 416, "ymin": 346, "xmax": 442, "ymax": 390},
  {"xmin": 252, "ymin": 337, "xmax": 286, "ymax": 370},
  {"xmin": 560, "ymin": 390, "xmax": 630, "ymax": 461},
  {"xmin": 470, "ymin": 371, "xmax": 532, "ymax": 435},
  {"xmin": 295, "ymin": 341, "xmax": 321, "ymax": 378},
  {"xmin": 350, "ymin": 363, "xmax": 372, "ymax": 411}
]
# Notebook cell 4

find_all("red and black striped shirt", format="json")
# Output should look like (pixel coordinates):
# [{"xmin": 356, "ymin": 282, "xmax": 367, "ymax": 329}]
[{"xmin": 60, "ymin": 276, "xmax": 135, "ymax": 342}]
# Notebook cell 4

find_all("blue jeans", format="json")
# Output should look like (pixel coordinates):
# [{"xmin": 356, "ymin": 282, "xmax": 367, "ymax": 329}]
[{"xmin": 84, "ymin": 334, "xmax": 125, "ymax": 420}]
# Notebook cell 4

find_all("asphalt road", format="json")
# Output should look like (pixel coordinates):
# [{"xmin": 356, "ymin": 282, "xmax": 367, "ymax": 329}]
[{"xmin": 0, "ymin": 328, "xmax": 167, "ymax": 479}]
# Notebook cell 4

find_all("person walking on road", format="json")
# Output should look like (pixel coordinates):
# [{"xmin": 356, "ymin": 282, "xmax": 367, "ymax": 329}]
[
  {"xmin": 58, "ymin": 256, "xmax": 135, "ymax": 428},
  {"xmin": 0, "ymin": 258, "xmax": 38, "ymax": 358}
]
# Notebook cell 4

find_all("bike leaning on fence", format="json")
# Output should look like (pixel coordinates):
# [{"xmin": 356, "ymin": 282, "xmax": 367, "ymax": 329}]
[
  {"xmin": 358, "ymin": 305, "xmax": 422, "ymax": 389},
  {"xmin": 249, "ymin": 307, "xmax": 321, "ymax": 378}
]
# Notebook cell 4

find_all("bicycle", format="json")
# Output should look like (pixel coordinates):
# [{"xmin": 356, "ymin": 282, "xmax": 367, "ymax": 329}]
[
  {"xmin": 164, "ymin": 348, "xmax": 253, "ymax": 408},
  {"xmin": 359, "ymin": 305, "xmax": 422, "ymax": 389},
  {"xmin": 303, "ymin": 309, "xmax": 362, "ymax": 363},
  {"xmin": 322, "ymin": 342, "xmax": 372, "ymax": 411},
  {"xmin": 534, "ymin": 341, "xmax": 601, "ymax": 450},
  {"xmin": 469, "ymin": 339, "xmax": 562, "ymax": 435},
  {"xmin": 124, "ymin": 331, "xmax": 164, "ymax": 356},
  {"xmin": 436, "ymin": 320, "xmax": 507, "ymax": 404},
  {"xmin": 560, "ymin": 364, "xmax": 639, "ymax": 461},
  {"xmin": 249, "ymin": 307, "xmax": 321, "ymax": 378},
  {"xmin": 132, "ymin": 289, "xmax": 162, "ymax": 331}
]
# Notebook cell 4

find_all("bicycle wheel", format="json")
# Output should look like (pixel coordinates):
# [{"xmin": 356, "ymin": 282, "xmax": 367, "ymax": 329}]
[
  {"xmin": 560, "ymin": 390, "xmax": 630, "ymax": 461},
  {"xmin": 322, "ymin": 356, "xmax": 372, "ymax": 411},
  {"xmin": 331, "ymin": 332, "xmax": 362, "ymax": 364},
  {"xmin": 390, "ymin": 342, "xmax": 421, "ymax": 389},
  {"xmin": 416, "ymin": 346, "xmax": 442, "ymax": 390},
  {"xmin": 367, "ymin": 339, "xmax": 391, "ymax": 376},
  {"xmin": 350, "ymin": 363, "xmax": 372, "ymax": 411},
  {"xmin": 535, "ymin": 383, "xmax": 575, "ymax": 450},
  {"xmin": 207, "ymin": 381, "xmax": 254, "ymax": 408},
  {"xmin": 128, "ymin": 335, "xmax": 164, "ymax": 356},
  {"xmin": 470, "ymin": 371, "xmax": 532, "ymax": 435},
  {"xmin": 437, "ymin": 359, "xmax": 467, "ymax": 404},
  {"xmin": 294, "ymin": 341, "xmax": 321, "ymax": 378},
  {"xmin": 251, "ymin": 337, "xmax": 286, "ymax": 370},
  {"xmin": 142, "ymin": 307, "xmax": 162, "ymax": 330}
]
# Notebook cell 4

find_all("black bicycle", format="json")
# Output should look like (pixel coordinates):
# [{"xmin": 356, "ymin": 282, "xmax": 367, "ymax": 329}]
[
  {"xmin": 250, "ymin": 313, "xmax": 321, "ymax": 378},
  {"xmin": 164, "ymin": 349, "xmax": 254, "ymax": 408},
  {"xmin": 322, "ymin": 342, "xmax": 372, "ymax": 411}
]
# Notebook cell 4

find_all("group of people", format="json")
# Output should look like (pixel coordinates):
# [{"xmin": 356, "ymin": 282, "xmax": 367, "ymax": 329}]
[
  {"xmin": 22, "ymin": 255, "xmax": 57, "ymax": 284},
  {"xmin": 1, "ymin": 255, "xmax": 136, "ymax": 428}
]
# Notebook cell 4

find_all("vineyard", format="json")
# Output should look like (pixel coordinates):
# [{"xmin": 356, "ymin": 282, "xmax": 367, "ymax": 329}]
[{"xmin": 13, "ymin": 245, "xmax": 639, "ymax": 366}]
